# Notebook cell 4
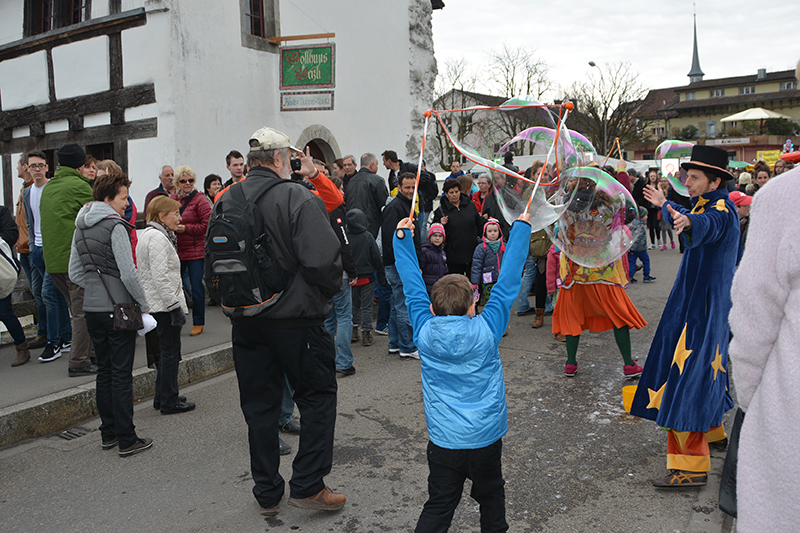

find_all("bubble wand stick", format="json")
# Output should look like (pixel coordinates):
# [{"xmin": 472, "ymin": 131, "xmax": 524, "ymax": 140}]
[
  {"xmin": 525, "ymin": 102, "xmax": 573, "ymax": 214},
  {"xmin": 409, "ymin": 111, "xmax": 431, "ymax": 220}
]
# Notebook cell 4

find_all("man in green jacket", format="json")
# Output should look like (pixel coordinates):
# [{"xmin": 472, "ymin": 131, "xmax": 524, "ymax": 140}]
[{"xmin": 40, "ymin": 144, "xmax": 97, "ymax": 376}]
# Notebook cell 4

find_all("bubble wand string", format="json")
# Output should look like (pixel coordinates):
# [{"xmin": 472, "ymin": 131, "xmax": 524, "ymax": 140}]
[
  {"xmin": 599, "ymin": 137, "xmax": 621, "ymax": 168},
  {"xmin": 409, "ymin": 111, "xmax": 431, "ymax": 219}
]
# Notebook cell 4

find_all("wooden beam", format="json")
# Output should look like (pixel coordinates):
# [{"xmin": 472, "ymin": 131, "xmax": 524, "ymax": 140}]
[
  {"xmin": 265, "ymin": 33, "xmax": 335, "ymax": 44},
  {"xmin": 0, "ymin": 8, "xmax": 147, "ymax": 62},
  {"xmin": 0, "ymin": 84, "xmax": 155, "ymax": 130},
  {"xmin": 2, "ymin": 155, "xmax": 11, "ymax": 208},
  {"xmin": 0, "ymin": 118, "xmax": 157, "ymax": 155}
]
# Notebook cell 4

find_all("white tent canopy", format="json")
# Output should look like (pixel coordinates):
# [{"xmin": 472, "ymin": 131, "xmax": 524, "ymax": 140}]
[{"xmin": 720, "ymin": 107, "xmax": 791, "ymax": 122}]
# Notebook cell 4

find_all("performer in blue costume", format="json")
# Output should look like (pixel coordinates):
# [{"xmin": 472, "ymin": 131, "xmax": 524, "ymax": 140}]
[{"xmin": 629, "ymin": 145, "xmax": 741, "ymax": 488}]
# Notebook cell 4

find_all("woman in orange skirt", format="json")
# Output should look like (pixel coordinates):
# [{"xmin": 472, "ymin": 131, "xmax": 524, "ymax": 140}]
[{"xmin": 552, "ymin": 253, "xmax": 646, "ymax": 377}]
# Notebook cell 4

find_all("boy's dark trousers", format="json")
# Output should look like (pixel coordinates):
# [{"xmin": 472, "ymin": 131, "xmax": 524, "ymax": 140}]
[{"xmin": 415, "ymin": 439, "xmax": 508, "ymax": 533}]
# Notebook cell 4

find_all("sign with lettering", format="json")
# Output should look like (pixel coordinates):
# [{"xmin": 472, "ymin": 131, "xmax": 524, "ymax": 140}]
[
  {"xmin": 281, "ymin": 91, "xmax": 334, "ymax": 112},
  {"xmin": 280, "ymin": 44, "xmax": 335, "ymax": 89},
  {"xmin": 756, "ymin": 150, "xmax": 781, "ymax": 167}
]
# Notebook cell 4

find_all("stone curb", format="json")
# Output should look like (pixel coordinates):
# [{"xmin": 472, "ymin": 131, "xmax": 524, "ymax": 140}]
[{"xmin": 0, "ymin": 342, "xmax": 233, "ymax": 448}]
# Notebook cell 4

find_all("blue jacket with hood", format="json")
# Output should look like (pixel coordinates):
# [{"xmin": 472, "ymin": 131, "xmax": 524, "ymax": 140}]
[{"xmin": 394, "ymin": 219, "xmax": 531, "ymax": 449}]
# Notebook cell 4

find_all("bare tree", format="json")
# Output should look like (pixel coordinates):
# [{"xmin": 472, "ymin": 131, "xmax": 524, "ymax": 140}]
[
  {"xmin": 431, "ymin": 57, "xmax": 485, "ymax": 170},
  {"xmin": 561, "ymin": 62, "xmax": 652, "ymax": 155},
  {"xmin": 487, "ymin": 43, "xmax": 551, "ymax": 101}
]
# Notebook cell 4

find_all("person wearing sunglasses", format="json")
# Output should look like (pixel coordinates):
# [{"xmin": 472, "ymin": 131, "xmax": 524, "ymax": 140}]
[{"xmin": 171, "ymin": 166, "xmax": 211, "ymax": 336}]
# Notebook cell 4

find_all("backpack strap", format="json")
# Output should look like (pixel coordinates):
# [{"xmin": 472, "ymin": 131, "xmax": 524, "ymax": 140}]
[{"xmin": 229, "ymin": 177, "xmax": 292, "ymax": 206}]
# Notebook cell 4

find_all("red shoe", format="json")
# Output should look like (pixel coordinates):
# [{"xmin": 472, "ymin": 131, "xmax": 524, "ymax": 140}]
[
  {"xmin": 624, "ymin": 363, "xmax": 643, "ymax": 378},
  {"xmin": 565, "ymin": 363, "xmax": 577, "ymax": 377}
]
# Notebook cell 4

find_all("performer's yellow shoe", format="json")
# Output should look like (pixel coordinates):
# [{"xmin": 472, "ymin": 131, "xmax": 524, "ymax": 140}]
[{"xmin": 190, "ymin": 326, "xmax": 204, "ymax": 336}]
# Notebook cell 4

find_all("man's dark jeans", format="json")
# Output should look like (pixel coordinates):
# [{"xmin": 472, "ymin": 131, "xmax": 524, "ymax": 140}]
[
  {"xmin": 85, "ymin": 312, "xmax": 138, "ymax": 449},
  {"xmin": 232, "ymin": 321, "xmax": 337, "ymax": 508},
  {"xmin": 415, "ymin": 439, "xmax": 508, "ymax": 533}
]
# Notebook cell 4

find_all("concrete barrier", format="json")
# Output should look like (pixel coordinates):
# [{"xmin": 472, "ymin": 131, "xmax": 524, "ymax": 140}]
[{"xmin": 0, "ymin": 342, "xmax": 233, "ymax": 448}]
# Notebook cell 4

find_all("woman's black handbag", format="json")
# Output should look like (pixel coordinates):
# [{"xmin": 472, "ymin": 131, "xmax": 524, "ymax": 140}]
[
  {"xmin": 80, "ymin": 231, "xmax": 144, "ymax": 331},
  {"xmin": 718, "ymin": 408, "xmax": 745, "ymax": 517}
]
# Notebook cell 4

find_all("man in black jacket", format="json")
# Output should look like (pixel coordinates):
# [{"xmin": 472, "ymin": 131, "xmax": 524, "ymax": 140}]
[
  {"xmin": 345, "ymin": 153, "xmax": 388, "ymax": 238},
  {"xmin": 381, "ymin": 172, "xmax": 421, "ymax": 360},
  {"xmin": 216, "ymin": 127, "xmax": 345, "ymax": 516}
]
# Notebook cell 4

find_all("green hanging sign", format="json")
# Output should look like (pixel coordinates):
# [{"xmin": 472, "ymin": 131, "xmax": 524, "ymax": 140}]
[{"xmin": 280, "ymin": 43, "xmax": 335, "ymax": 89}]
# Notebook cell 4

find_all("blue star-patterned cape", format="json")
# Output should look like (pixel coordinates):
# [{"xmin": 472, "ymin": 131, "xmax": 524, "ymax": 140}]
[{"xmin": 630, "ymin": 188, "xmax": 740, "ymax": 432}]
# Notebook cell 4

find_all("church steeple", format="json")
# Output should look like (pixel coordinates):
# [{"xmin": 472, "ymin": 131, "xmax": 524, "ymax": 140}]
[{"xmin": 687, "ymin": 12, "xmax": 704, "ymax": 83}]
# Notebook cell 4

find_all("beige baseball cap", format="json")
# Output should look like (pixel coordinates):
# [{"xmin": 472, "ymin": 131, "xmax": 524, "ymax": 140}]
[{"xmin": 248, "ymin": 127, "xmax": 303, "ymax": 153}]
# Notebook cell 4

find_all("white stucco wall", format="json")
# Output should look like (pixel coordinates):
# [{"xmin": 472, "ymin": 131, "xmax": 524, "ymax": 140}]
[
  {"xmin": 0, "ymin": 51, "xmax": 50, "ymax": 110},
  {"xmin": 52, "ymin": 37, "xmax": 110, "ymax": 99},
  {"xmin": 0, "ymin": 3, "xmax": 24, "ymax": 45}
]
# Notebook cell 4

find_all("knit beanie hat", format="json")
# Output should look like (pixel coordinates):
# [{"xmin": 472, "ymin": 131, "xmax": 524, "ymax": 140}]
[
  {"xmin": 428, "ymin": 223, "xmax": 446, "ymax": 241},
  {"xmin": 57, "ymin": 144, "xmax": 86, "ymax": 169}
]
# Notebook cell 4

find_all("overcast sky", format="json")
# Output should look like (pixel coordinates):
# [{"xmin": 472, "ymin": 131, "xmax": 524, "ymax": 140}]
[{"xmin": 431, "ymin": 0, "xmax": 798, "ymax": 99}]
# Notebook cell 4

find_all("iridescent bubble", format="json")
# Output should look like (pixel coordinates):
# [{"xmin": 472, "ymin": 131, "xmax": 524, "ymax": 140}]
[
  {"xmin": 433, "ymin": 97, "xmax": 578, "ymax": 232},
  {"xmin": 655, "ymin": 140, "xmax": 694, "ymax": 197},
  {"xmin": 546, "ymin": 167, "xmax": 640, "ymax": 268}
]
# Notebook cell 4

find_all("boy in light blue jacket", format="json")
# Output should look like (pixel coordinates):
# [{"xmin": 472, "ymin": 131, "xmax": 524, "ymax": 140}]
[{"xmin": 393, "ymin": 212, "xmax": 531, "ymax": 533}]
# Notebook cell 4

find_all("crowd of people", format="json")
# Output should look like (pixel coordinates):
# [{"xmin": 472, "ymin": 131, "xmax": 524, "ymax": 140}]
[{"xmin": 2, "ymin": 120, "xmax": 796, "ymax": 530}]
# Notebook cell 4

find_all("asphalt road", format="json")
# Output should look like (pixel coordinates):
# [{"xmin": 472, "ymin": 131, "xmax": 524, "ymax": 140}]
[{"xmin": 0, "ymin": 246, "xmax": 735, "ymax": 532}]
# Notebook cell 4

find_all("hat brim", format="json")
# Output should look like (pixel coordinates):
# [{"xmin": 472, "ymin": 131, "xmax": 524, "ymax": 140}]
[{"xmin": 681, "ymin": 161, "xmax": 734, "ymax": 181}]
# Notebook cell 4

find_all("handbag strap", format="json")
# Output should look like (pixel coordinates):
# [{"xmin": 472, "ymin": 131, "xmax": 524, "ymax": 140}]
[
  {"xmin": 79, "ymin": 227, "xmax": 118, "ymax": 307},
  {"xmin": 179, "ymin": 190, "xmax": 198, "ymax": 215}
]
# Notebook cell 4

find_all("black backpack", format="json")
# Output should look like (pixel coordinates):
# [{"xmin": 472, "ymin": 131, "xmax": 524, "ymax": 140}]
[{"xmin": 205, "ymin": 179, "xmax": 293, "ymax": 319}]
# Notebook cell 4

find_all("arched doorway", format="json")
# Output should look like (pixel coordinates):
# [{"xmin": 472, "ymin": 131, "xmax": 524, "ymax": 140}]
[{"xmin": 295, "ymin": 125, "xmax": 341, "ymax": 165}]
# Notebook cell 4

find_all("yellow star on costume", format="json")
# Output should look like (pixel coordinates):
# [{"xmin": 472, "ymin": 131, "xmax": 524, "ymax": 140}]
[
  {"xmin": 647, "ymin": 382, "xmax": 667, "ymax": 410},
  {"xmin": 671, "ymin": 323, "xmax": 693, "ymax": 375},
  {"xmin": 691, "ymin": 196, "xmax": 709, "ymax": 214},
  {"xmin": 711, "ymin": 345, "xmax": 727, "ymax": 380},
  {"xmin": 714, "ymin": 199, "xmax": 729, "ymax": 213}
]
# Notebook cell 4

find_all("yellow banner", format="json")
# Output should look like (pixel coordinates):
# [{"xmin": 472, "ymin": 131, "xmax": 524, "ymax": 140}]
[{"xmin": 756, "ymin": 150, "xmax": 781, "ymax": 167}]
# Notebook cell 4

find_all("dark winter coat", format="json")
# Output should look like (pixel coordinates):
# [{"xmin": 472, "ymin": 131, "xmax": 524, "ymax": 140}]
[
  {"xmin": 420, "ymin": 242, "xmax": 447, "ymax": 294},
  {"xmin": 346, "ymin": 209, "xmax": 385, "ymax": 285},
  {"xmin": 330, "ymin": 203, "xmax": 357, "ymax": 280},
  {"xmin": 381, "ymin": 193, "xmax": 421, "ymax": 266},
  {"xmin": 346, "ymin": 168, "xmax": 389, "ymax": 238},
  {"xmin": 432, "ymin": 192, "xmax": 484, "ymax": 266}
]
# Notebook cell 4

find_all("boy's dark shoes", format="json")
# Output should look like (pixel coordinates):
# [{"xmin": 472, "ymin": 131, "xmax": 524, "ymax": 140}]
[
  {"xmin": 28, "ymin": 335, "xmax": 47, "ymax": 349},
  {"xmin": 517, "ymin": 309, "xmax": 536, "ymax": 316},
  {"xmin": 68, "ymin": 363, "xmax": 98, "ymax": 377},
  {"xmin": 388, "ymin": 348, "xmax": 400, "ymax": 355},
  {"xmin": 101, "ymin": 437, "xmax": 119, "ymax": 450},
  {"xmin": 564, "ymin": 363, "xmax": 578, "ymax": 377},
  {"xmin": 652, "ymin": 470, "xmax": 707, "ymax": 488},
  {"xmin": 630, "ymin": 278, "xmax": 638, "ymax": 283},
  {"xmin": 643, "ymin": 276, "xmax": 656, "ymax": 283},
  {"xmin": 336, "ymin": 366, "xmax": 356, "ymax": 377},
  {"xmin": 287, "ymin": 486, "xmax": 346, "ymax": 511},
  {"xmin": 350, "ymin": 326, "xmax": 359, "ymax": 343},
  {"xmin": 375, "ymin": 326, "xmax": 389, "ymax": 336}
]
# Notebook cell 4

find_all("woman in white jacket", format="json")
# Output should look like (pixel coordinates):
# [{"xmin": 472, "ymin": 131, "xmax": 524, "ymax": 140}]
[{"xmin": 137, "ymin": 196, "xmax": 194, "ymax": 415}]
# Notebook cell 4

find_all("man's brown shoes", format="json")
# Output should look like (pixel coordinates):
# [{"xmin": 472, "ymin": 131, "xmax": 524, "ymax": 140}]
[{"xmin": 287, "ymin": 486, "xmax": 346, "ymax": 511}]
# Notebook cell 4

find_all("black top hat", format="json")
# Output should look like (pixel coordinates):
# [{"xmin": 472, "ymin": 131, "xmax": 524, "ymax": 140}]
[{"xmin": 681, "ymin": 145, "xmax": 734, "ymax": 181}]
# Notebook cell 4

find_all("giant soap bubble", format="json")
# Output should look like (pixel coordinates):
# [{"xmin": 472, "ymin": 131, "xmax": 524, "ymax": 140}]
[
  {"xmin": 655, "ymin": 140, "xmax": 693, "ymax": 197},
  {"xmin": 546, "ymin": 167, "xmax": 642, "ymax": 268}
]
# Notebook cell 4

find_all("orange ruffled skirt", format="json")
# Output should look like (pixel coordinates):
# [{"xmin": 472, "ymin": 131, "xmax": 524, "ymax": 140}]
[{"xmin": 552, "ymin": 283, "xmax": 647, "ymax": 337}]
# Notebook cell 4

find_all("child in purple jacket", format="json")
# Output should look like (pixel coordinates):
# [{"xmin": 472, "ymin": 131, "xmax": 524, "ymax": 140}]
[{"xmin": 420, "ymin": 223, "xmax": 448, "ymax": 294}]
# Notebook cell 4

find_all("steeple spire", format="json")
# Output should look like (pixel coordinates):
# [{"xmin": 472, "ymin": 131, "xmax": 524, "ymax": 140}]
[{"xmin": 688, "ymin": 10, "xmax": 704, "ymax": 83}]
